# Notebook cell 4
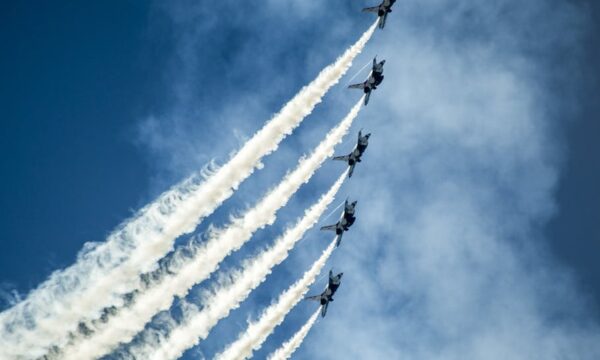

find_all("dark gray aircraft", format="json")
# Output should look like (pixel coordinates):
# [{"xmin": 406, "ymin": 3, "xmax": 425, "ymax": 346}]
[
  {"xmin": 305, "ymin": 270, "xmax": 344, "ymax": 317},
  {"xmin": 320, "ymin": 199, "xmax": 357, "ymax": 247},
  {"xmin": 362, "ymin": 0, "xmax": 397, "ymax": 29},
  {"xmin": 332, "ymin": 130, "xmax": 371, "ymax": 178},
  {"xmin": 348, "ymin": 57, "xmax": 385, "ymax": 105}
]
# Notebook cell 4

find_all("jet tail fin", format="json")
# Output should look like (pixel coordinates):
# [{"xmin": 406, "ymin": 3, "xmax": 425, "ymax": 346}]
[
  {"xmin": 348, "ymin": 164, "xmax": 355, "ymax": 178},
  {"xmin": 321, "ymin": 302, "xmax": 329, "ymax": 317},
  {"xmin": 379, "ymin": 12, "xmax": 388, "ymax": 29},
  {"xmin": 335, "ymin": 233, "xmax": 343, "ymax": 247},
  {"xmin": 364, "ymin": 92, "xmax": 371, "ymax": 106}
]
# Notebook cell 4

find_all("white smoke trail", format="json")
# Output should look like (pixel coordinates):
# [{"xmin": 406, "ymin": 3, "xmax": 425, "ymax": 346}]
[
  {"xmin": 345, "ymin": 58, "xmax": 374, "ymax": 86},
  {"xmin": 123, "ymin": 172, "xmax": 346, "ymax": 360},
  {"xmin": 215, "ymin": 239, "xmax": 337, "ymax": 360},
  {"xmin": 267, "ymin": 308, "xmax": 320, "ymax": 360},
  {"xmin": 320, "ymin": 200, "xmax": 346, "ymax": 224},
  {"xmin": 60, "ymin": 100, "xmax": 362, "ymax": 360},
  {"xmin": 0, "ymin": 21, "xmax": 377, "ymax": 360}
]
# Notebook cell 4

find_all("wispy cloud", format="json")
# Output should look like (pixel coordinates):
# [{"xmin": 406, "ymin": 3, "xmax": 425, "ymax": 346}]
[
  {"xmin": 63, "ymin": 97, "xmax": 362, "ymax": 360},
  {"xmin": 297, "ymin": 1, "xmax": 600, "ymax": 359},
  {"xmin": 128, "ymin": 0, "xmax": 599, "ymax": 359},
  {"xmin": 123, "ymin": 173, "xmax": 346, "ymax": 360},
  {"xmin": 0, "ymin": 5, "xmax": 374, "ymax": 359}
]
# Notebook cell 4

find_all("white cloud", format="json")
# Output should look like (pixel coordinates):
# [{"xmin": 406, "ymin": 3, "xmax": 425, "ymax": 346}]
[
  {"xmin": 296, "ymin": 0, "xmax": 600, "ymax": 358},
  {"xmin": 136, "ymin": 0, "xmax": 600, "ymax": 359}
]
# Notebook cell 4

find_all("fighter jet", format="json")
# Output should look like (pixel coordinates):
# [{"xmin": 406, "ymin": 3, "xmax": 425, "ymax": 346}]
[
  {"xmin": 320, "ymin": 199, "xmax": 357, "ymax": 247},
  {"xmin": 305, "ymin": 270, "xmax": 343, "ymax": 317},
  {"xmin": 362, "ymin": 0, "xmax": 397, "ymax": 29},
  {"xmin": 332, "ymin": 130, "xmax": 371, "ymax": 178},
  {"xmin": 348, "ymin": 57, "xmax": 385, "ymax": 105}
]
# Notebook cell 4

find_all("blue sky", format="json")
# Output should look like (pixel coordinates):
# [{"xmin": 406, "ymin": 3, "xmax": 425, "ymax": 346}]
[{"xmin": 1, "ymin": 1, "xmax": 600, "ymax": 359}]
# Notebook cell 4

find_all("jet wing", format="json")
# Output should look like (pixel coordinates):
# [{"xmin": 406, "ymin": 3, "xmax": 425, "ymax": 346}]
[
  {"xmin": 348, "ymin": 82, "xmax": 366, "ymax": 89},
  {"xmin": 320, "ymin": 302, "xmax": 329, "ymax": 317},
  {"xmin": 332, "ymin": 155, "xmax": 350, "ymax": 162},
  {"xmin": 362, "ymin": 6, "xmax": 380, "ymax": 13},
  {"xmin": 305, "ymin": 295, "xmax": 322, "ymax": 302},
  {"xmin": 320, "ymin": 224, "xmax": 338, "ymax": 232}
]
